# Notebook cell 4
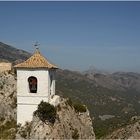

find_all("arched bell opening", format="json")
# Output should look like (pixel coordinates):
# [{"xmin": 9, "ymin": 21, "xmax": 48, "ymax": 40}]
[{"xmin": 28, "ymin": 76, "xmax": 37, "ymax": 93}]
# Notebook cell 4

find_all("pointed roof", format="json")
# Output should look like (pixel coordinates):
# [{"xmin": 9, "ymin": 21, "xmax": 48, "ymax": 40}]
[{"xmin": 14, "ymin": 49, "xmax": 58, "ymax": 69}]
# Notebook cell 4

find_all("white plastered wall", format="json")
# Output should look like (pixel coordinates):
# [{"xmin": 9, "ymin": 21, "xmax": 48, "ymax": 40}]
[
  {"xmin": 17, "ymin": 69, "xmax": 49, "ymax": 96},
  {"xmin": 17, "ymin": 68, "xmax": 50, "ymax": 125},
  {"xmin": 49, "ymin": 70, "xmax": 56, "ymax": 98}
]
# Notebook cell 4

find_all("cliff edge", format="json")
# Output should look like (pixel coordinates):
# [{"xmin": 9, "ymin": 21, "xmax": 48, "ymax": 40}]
[{"xmin": 16, "ymin": 98, "xmax": 95, "ymax": 139}]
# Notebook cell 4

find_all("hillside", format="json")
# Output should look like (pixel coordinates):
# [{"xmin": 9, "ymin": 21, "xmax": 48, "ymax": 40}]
[
  {"xmin": 104, "ymin": 116, "xmax": 140, "ymax": 139},
  {"xmin": 56, "ymin": 69, "xmax": 140, "ymax": 138},
  {"xmin": 0, "ymin": 42, "xmax": 31, "ymax": 63},
  {"xmin": 0, "ymin": 42, "xmax": 140, "ymax": 138}
]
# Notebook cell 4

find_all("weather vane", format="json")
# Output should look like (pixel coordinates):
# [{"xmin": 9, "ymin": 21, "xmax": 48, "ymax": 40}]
[{"xmin": 34, "ymin": 41, "xmax": 40, "ymax": 50}]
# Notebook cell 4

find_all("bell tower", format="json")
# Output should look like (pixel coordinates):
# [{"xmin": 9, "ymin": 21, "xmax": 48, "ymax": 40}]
[{"xmin": 14, "ymin": 48, "xmax": 60, "ymax": 125}]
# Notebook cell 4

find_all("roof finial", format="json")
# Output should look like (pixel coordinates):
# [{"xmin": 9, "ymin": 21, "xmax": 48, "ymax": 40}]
[{"xmin": 34, "ymin": 41, "xmax": 40, "ymax": 53}]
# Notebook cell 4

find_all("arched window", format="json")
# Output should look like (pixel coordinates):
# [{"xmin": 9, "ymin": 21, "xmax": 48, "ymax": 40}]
[{"xmin": 28, "ymin": 76, "xmax": 37, "ymax": 93}]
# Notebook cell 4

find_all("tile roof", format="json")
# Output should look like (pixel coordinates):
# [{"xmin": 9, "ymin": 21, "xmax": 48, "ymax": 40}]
[{"xmin": 14, "ymin": 49, "xmax": 58, "ymax": 69}]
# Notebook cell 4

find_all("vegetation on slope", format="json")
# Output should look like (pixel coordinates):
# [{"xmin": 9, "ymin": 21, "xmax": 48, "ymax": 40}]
[
  {"xmin": 34, "ymin": 101, "xmax": 56, "ymax": 124},
  {"xmin": 0, "ymin": 118, "xmax": 16, "ymax": 139},
  {"xmin": 56, "ymin": 69, "xmax": 140, "ymax": 138}
]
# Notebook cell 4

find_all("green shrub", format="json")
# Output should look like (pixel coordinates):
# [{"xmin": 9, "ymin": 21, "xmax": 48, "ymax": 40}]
[
  {"xmin": 0, "ymin": 119, "xmax": 16, "ymax": 139},
  {"xmin": 34, "ymin": 101, "xmax": 56, "ymax": 124},
  {"xmin": 72, "ymin": 128, "xmax": 79, "ymax": 139},
  {"xmin": 73, "ymin": 102, "xmax": 86, "ymax": 113}
]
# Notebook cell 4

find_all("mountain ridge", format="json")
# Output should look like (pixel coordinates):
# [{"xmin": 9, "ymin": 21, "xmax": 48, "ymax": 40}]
[{"xmin": 0, "ymin": 42, "xmax": 31, "ymax": 63}]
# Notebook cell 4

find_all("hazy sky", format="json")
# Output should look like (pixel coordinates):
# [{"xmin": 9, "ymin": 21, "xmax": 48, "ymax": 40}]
[{"xmin": 0, "ymin": 1, "xmax": 140, "ymax": 72}]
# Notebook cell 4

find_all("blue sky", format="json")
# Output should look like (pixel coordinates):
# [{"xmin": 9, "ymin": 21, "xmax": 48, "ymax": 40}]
[{"xmin": 0, "ymin": 1, "xmax": 140, "ymax": 72}]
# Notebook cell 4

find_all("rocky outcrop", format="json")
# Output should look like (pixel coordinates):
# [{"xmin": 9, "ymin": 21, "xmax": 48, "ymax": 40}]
[
  {"xmin": 104, "ymin": 116, "xmax": 140, "ymax": 139},
  {"xmin": 17, "ymin": 98, "xmax": 95, "ymax": 139},
  {"xmin": 0, "ymin": 71, "xmax": 16, "ymax": 120},
  {"xmin": 0, "ymin": 71, "xmax": 17, "ymax": 139}
]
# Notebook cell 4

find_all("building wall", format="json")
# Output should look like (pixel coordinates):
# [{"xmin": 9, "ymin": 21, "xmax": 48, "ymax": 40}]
[
  {"xmin": 16, "ymin": 68, "xmax": 59, "ymax": 125},
  {"xmin": 17, "ymin": 96, "xmax": 49, "ymax": 125},
  {"xmin": 49, "ymin": 70, "xmax": 56, "ymax": 98},
  {"xmin": 17, "ymin": 104, "xmax": 37, "ymax": 125},
  {"xmin": 0, "ymin": 62, "xmax": 12, "ymax": 72},
  {"xmin": 17, "ymin": 68, "xmax": 51, "ymax": 125},
  {"xmin": 17, "ymin": 69, "xmax": 49, "ymax": 96}
]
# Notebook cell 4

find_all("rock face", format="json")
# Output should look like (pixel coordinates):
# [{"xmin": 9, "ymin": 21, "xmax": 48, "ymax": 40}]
[
  {"xmin": 0, "ymin": 71, "xmax": 16, "ymax": 120},
  {"xmin": 104, "ymin": 117, "xmax": 140, "ymax": 139},
  {"xmin": 0, "ymin": 71, "xmax": 17, "ymax": 139},
  {"xmin": 17, "ymin": 98, "xmax": 95, "ymax": 139}
]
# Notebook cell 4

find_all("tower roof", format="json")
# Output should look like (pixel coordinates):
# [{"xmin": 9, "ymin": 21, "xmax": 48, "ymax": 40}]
[{"xmin": 14, "ymin": 49, "xmax": 58, "ymax": 69}]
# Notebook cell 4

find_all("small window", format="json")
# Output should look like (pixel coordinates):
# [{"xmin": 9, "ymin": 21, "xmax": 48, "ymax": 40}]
[{"xmin": 28, "ymin": 76, "xmax": 37, "ymax": 93}]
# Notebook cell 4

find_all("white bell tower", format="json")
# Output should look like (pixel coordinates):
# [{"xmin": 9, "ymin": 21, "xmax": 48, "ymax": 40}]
[{"xmin": 14, "ymin": 48, "xmax": 60, "ymax": 125}]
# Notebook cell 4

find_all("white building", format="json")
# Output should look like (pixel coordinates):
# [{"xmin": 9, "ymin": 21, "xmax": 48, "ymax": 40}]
[{"xmin": 14, "ymin": 49, "xmax": 60, "ymax": 125}]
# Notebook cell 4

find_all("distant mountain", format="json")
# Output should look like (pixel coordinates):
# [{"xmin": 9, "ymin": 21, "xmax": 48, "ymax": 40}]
[
  {"xmin": 83, "ymin": 66, "xmax": 110, "ymax": 78},
  {"xmin": 83, "ymin": 68, "xmax": 140, "ymax": 92},
  {"xmin": 0, "ymin": 42, "xmax": 140, "ymax": 138},
  {"xmin": 0, "ymin": 42, "xmax": 31, "ymax": 63}
]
